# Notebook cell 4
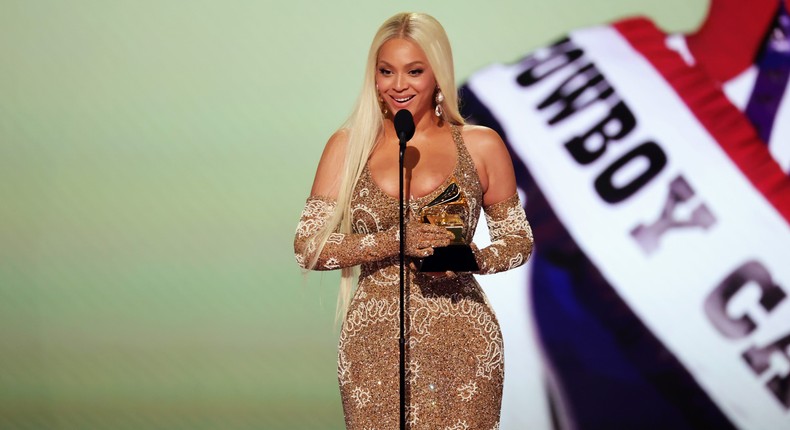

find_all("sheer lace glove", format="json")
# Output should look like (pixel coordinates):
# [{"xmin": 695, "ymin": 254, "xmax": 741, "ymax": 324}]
[
  {"xmin": 404, "ymin": 221, "xmax": 454, "ymax": 258},
  {"xmin": 473, "ymin": 193, "xmax": 534, "ymax": 275},
  {"xmin": 294, "ymin": 196, "xmax": 452, "ymax": 270}
]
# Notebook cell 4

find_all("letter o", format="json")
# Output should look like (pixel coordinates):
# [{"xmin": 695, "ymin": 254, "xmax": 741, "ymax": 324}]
[{"xmin": 594, "ymin": 141, "xmax": 667, "ymax": 204}]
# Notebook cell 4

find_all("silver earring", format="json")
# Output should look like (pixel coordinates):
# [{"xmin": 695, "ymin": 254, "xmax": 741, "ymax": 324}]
[{"xmin": 434, "ymin": 89, "xmax": 444, "ymax": 117}]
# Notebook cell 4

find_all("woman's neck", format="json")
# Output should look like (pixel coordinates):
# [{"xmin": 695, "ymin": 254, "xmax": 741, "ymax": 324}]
[{"xmin": 413, "ymin": 111, "xmax": 442, "ymax": 135}]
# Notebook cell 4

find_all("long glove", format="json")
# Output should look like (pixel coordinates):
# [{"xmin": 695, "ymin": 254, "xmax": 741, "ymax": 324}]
[
  {"xmin": 474, "ymin": 193, "xmax": 534, "ymax": 275},
  {"xmin": 294, "ymin": 196, "xmax": 452, "ymax": 270}
]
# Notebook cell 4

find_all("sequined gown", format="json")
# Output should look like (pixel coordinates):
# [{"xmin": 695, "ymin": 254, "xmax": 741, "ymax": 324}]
[{"xmin": 295, "ymin": 126, "xmax": 533, "ymax": 429}]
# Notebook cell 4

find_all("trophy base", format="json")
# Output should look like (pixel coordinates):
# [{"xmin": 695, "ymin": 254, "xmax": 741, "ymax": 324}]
[{"xmin": 418, "ymin": 245, "xmax": 479, "ymax": 273}]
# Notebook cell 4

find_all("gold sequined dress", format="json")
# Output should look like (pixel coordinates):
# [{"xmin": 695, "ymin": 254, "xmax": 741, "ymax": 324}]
[{"xmin": 295, "ymin": 126, "xmax": 533, "ymax": 429}]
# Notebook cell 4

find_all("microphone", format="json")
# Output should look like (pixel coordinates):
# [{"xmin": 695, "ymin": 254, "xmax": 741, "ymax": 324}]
[{"xmin": 394, "ymin": 109, "xmax": 415, "ymax": 148}]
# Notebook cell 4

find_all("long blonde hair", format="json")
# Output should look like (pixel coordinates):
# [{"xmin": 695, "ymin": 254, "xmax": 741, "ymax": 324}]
[{"xmin": 307, "ymin": 12, "xmax": 465, "ymax": 323}]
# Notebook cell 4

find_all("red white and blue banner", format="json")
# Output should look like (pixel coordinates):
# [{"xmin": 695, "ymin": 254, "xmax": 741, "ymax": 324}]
[{"xmin": 467, "ymin": 17, "xmax": 790, "ymax": 429}]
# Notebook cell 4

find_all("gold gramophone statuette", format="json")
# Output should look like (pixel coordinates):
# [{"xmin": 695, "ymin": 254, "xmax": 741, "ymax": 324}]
[
  {"xmin": 416, "ymin": 179, "xmax": 479, "ymax": 272},
  {"xmin": 419, "ymin": 180, "xmax": 467, "ymax": 245}
]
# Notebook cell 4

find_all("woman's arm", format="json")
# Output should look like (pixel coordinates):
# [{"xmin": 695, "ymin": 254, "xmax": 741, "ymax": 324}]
[
  {"xmin": 294, "ymin": 195, "xmax": 401, "ymax": 270},
  {"xmin": 464, "ymin": 126, "xmax": 534, "ymax": 274}
]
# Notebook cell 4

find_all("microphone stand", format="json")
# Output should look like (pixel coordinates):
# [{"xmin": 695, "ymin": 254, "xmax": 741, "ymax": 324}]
[
  {"xmin": 398, "ymin": 131, "xmax": 407, "ymax": 430},
  {"xmin": 393, "ymin": 108, "xmax": 413, "ymax": 429}
]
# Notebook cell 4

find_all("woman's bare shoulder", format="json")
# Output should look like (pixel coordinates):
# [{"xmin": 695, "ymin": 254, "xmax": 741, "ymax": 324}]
[
  {"xmin": 459, "ymin": 124, "xmax": 517, "ymax": 203},
  {"xmin": 310, "ymin": 129, "xmax": 351, "ymax": 197},
  {"xmin": 460, "ymin": 124, "xmax": 509, "ymax": 160},
  {"xmin": 460, "ymin": 124, "xmax": 501, "ymax": 143},
  {"xmin": 325, "ymin": 128, "xmax": 350, "ymax": 153}
]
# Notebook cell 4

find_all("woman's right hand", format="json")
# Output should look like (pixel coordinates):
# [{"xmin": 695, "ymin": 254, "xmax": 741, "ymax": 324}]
[{"xmin": 403, "ymin": 221, "xmax": 454, "ymax": 258}]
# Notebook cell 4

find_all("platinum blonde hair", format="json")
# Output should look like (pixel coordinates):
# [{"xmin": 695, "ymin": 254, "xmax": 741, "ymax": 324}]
[{"xmin": 306, "ymin": 12, "xmax": 465, "ymax": 324}]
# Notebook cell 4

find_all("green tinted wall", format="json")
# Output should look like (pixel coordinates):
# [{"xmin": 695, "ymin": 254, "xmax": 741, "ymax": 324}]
[{"xmin": 0, "ymin": 1, "xmax": 705, "ymax": 428}]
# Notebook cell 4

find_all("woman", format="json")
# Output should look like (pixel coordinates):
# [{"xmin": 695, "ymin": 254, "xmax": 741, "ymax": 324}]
[{"xmin": 294, "ymin": 12, "xmax": 533, "ymax": 429}]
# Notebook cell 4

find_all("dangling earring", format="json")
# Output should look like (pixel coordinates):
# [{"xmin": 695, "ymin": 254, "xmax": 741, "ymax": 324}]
[
  {"xmin": 378, "ymin": 93, "xmax": 388, "ymax": 116},
  {"xmin": 434, "ymin": 88, "xmax": 445, "ymax": 117}
]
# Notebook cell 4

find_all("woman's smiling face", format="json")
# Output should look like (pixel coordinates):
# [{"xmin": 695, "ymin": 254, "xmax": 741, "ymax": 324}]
[{"xmin": 376, "ymin": 38, "xmax": 437, "ymax": 119}]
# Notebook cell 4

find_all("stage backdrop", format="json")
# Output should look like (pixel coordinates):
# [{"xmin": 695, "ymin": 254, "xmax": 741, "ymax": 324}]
[{"xmin": 0, "ymin": 1, "xmax": 704, "ymax": 429}]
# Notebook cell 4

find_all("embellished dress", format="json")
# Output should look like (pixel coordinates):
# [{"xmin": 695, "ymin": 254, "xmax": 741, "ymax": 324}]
[{"xmin": 295, "ymin": 125, "xmax": 533, "ymax": 429}]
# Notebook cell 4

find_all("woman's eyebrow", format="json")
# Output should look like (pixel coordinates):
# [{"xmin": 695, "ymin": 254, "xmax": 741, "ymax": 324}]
[{"xmin": 377, "ymin": 60, "xmax": 426, "ymax": 67}]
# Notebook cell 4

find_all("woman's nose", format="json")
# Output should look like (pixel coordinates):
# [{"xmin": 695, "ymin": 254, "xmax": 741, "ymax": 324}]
[{"xmin": 394, "ymin": 74, "xmax": 407, "ymax": 90}]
